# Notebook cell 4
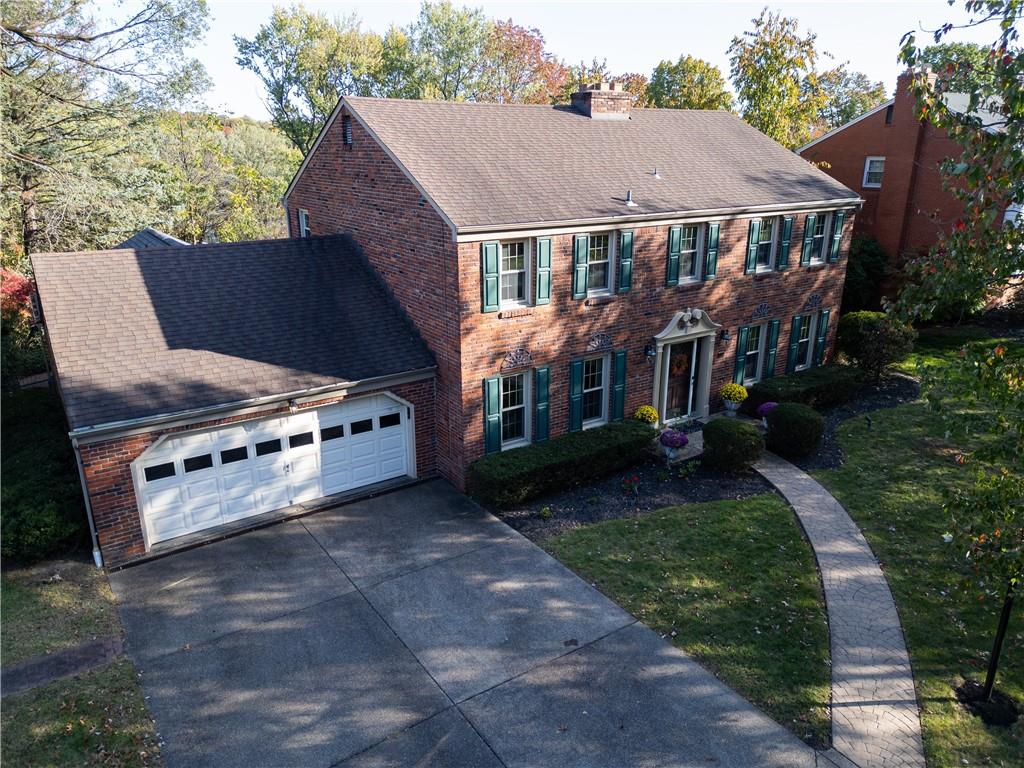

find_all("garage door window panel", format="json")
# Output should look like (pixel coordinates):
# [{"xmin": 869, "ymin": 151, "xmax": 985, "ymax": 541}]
[
  {"xmin": 183, "ymin": 454, "xmax": 213, "ymax": 473},
  {"xmin": 144, "ymin": 462, "xmax": 176, "ymax": 482},
  {"xmin": 351, "ymin": 419, "xmax": 373, "ymax": 435},
  {"xmin": 321, "ymin": 425, "xmax": 344, "ymax": 441},
  {"xmin": 288, "ymin": 431, "xmax": 315, "ymax": 448},
  {"xmin": 379, "ymin": 412, "xmax": 402, "ymax": 429},
  {"xmin": 255, "ymin": 439, "xmax": 282, "ymax": 456},
  {"xmin": 221, "ymin": 446, "xmax": 248, "ymax": 464}
]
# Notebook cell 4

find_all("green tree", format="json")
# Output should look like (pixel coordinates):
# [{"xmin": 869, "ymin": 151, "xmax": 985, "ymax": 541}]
[
  {"xmin": 1, "ymin": 0, "xmax": 209, "ymax": 255},
  {"xmin": 648, "ymin": 55, "xmax": 732, "ymax": 110},
  {"xmin": 728, "ymin": 9, "xmax": 824, "ymax": 148},
  {"xmin": 234, "ymin": 5, "xmax": 382, "ymax": 154},
  {"xmin": 920, "ymin": 42, "xmax": 996, "ymax": 92},
  {"xmin": 815, "ymin": 64, "xmax": 887, "ymax": 129},
  {"xmin": 408, "ymin": 0, "xmax": 491, "ymax": 101}
]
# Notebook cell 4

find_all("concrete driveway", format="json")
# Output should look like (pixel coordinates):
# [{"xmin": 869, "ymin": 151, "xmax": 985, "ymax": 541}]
[{"xmin": 110, "ymin": 480, "xmax": 817, "ymax": 768}]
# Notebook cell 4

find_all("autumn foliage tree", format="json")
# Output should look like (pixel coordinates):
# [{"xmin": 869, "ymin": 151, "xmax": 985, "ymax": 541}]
[{"xmin": 477, "ymin": 20, "xmax": 568, "ymax": 104}]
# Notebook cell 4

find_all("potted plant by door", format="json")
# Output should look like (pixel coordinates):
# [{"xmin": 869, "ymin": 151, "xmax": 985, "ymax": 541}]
[
  {"xmin": 757, "ymin": 401, "xmax": 779, "ymax": 428},
  {"xmin": 719, "ymin": 383, "xmax": 748, "ymax": 417},
  {"xmin": 659, "ymin": 428, "xmax": 689, "ymax": 461}
]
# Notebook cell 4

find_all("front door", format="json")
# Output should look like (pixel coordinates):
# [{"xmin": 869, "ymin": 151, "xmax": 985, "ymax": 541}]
[{"xmin": 663, "ymin": 339, "xmax": 701, "ymax": 421}]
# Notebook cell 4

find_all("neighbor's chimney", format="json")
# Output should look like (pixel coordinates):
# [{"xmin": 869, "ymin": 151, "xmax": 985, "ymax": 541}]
[{"xmin": 571, "ymin": 81, "xmax": 632, "ymax": 120}]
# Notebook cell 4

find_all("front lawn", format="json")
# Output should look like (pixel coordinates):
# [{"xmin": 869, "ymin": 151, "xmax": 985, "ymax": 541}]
[
  {"xmin": 1, "ymin": 659, "xmax": 161, "ymax": 768},
  {"xmin": 2, "ymin": 559, "xmax": 122, "ymax": 666},
  {"xmin": 544, "ymin": 493, "xmax": 831, "ymax": 747},
  {"xmin": 815, "ymin": 329, "xmax": 1023, "ymax": 765}
]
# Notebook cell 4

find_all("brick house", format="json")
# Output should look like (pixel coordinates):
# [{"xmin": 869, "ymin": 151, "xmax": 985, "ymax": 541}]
[{"xmin": 34, "ymin": 83, "xmax": 860, "ymax": 567}]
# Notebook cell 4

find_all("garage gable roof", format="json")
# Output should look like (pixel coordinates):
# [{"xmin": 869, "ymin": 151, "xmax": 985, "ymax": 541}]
[{"xmin": 32, "ymin": 235, "xmax": 435, "ymax": 432}]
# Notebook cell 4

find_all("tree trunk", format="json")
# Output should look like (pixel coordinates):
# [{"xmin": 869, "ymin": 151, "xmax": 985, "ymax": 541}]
[
  {"xmin": 982, "ymin": 583, "xmax": 1015, "ymax": 701},
  {"xmin": 19, "ymin": 171, "xmax": 40, "ymax": 255}
]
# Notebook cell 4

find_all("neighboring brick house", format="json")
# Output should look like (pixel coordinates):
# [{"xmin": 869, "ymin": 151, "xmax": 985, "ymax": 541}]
[
  {"xmin": 34, "ymin": 82, "xmax": 860, "ymax": 568},
  {"xmin": 286, "ymin": 83, "xmax": 860, "ymax": 488}
]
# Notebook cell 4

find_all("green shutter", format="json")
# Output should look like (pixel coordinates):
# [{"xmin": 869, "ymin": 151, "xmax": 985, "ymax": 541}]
[
  {"xmin": 704, "ymin": 223, "xmax": 720, "ymax": 280},
  {"xmin": 733, "ymin": 325, "xmax": 750, "ymax": 384},
  {"xmin": 568, "ymin": 359, "xmax": 584, "ymax": 431},
  {"xmin": 534, "ymin": 367, "xmax": 549, "ymax": 442},
  {"xmin": 745, "ymin": 219, "xmax": 761, "ymax": 275},
  {"xmin": 763, "ymin": 319, "xmax": 781, "ymax": 379},
  {"xmin": 777, "ymin": 216, "xmax": 793, "ymax": 269},
  {"xmin": 481, "ymin": 242, "xmax": 499, "ymax": 312},
  {"xmin": 483, "ymin": 377, "xmax": 501, "ymax": 453},
  {"xmin": 666, "ymin": 226, "xmax": 681, "ymax": 286},
  {"xmin": 612, "ymin": 350, "xmax": 627, "ymax": 421},
  {"xmin": 829, "ymin": 211, "xmax": 845, "ymax": 263},
  {"xmin": 813, "ymin": 309, "xmax": 831, "ymax": 366},
  {"xmin": 800, "ymin": 214, "xmax": 816, "ymax": 266},
  {"xmin": 786, "ymin": 315, "xmax": 804, "ymax": 373},
  {"xmin": 572, "ymin": 235, "xmax": 589, "ymax": 299},
  {"xmin": 618, "ymin": 231, "xmax": 633, "ymax": 293},
  {"xmin": 535, "ymin": 238, "xmax": 551, "ymax": 305}
]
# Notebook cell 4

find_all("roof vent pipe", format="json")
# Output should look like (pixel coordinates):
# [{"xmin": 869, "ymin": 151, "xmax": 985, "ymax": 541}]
[
  {"xmin": 625, "ymin": 190, "xmax": 637, "ymax": 207},
  {"xmin": 652, "ymin": 167, "xmax": 661, "ymax": 179}
]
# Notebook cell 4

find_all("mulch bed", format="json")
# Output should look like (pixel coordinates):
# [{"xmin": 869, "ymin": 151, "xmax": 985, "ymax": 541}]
[
  {"xmin": 790, "ymin": 372, "xmax": 920, "ymax": 472},
  {"xmin": 495, "ymin": 458, "xmax": 772, "ymax": 541}
]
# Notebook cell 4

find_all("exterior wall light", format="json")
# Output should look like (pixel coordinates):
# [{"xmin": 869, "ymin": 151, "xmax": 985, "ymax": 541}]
[
  {"xmin": 721, "ymin": 329, "xmax": 732, "ymax": 342},
  {"xmin": 644, "ymin": 342, "xmax": 657, "ymax": 358},
  {"xmin": 288, "ymin": 399, "xmax": 299, "ymax": 413}
]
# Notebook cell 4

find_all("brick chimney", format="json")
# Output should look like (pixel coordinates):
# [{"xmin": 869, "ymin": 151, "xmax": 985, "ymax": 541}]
[{"xmin": 571, "ymin": 82, "xmax": 632, "ymax": 120}]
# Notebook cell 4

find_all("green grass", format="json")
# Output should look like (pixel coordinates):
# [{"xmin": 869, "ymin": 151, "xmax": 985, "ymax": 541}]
[
  {"xmin": 814, "ymin": 328, "xmax": 1023, "ymax": 766},
  {"xmin": 894, "ymin": 325, "xmax": 1013, "ymax": 375},
  {"xmin": 2, "ymin": 559, "xmax": 122, "ymax": 666},
  {"xmin": 543, "ymin": 493, "xmax": 831, "ymax": 746},
  {"xmin": 1, "ymin": 659, "xmax": 162, "ymax": 768}
]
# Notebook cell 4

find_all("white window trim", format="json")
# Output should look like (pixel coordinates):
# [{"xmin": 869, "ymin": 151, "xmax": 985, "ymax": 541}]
[
  {"xmin": 755, "ymin": 217, "xmax": 778, "ymax": 273},
  {"xmin": 742, "ymin": 324, "xmax": 768, "ymax": 386},
  {"xmin": 795, "ymin": 313, "xmax": 819, "ymax": 372},
  {"xmin": 678, "ymin": 222, "xmax": 705, "ymax": 284},
  {"xmin": 586, "ymin": 232, "xmax": 616, "ymax": 297},
  {"xmin": 862, "ymin": 156, "xmax": 885, "ymax": 189},
  {"xmin": 298, "ymin": 209, "xmax": 311, "ymax": 238},
  {"xmin": 500, "ymin": 371, "xmax": 531, "ymax": 450},
  {"xmin": 582, "ymin": 354, "xmax": 610, "ymax": 428},
  {"xmin": 809, "ymin": 213, "xmax": 831, "ymax": 265},
  {"xmin": 498, "ymin": 239, "xmax": 531, "ymax": 309}
]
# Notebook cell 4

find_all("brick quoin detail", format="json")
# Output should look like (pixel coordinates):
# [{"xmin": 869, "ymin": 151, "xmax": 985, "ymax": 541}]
[
  {"xmin": 80, "ymin": 380, "xmax": 435, "ymax": 568},
  {"xmin": 287, "ymin": 101, "xmax": 854, "ymax": 490}
]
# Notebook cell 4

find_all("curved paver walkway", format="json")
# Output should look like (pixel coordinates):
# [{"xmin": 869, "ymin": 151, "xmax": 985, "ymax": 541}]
[{"xmin": 755, "ymin": 453, "xmax": 926, "ymax": 768}]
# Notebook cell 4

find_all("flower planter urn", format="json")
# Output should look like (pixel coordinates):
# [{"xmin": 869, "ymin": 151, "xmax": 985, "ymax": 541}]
[{"xmin": 724, "ymin": 400, "xmax": 741, "ymax": 417}]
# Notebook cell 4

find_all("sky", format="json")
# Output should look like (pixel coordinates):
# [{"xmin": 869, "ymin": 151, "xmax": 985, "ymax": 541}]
[{"xmin": 186, "ymin": 0, "xmax": 997, "ymax": 120}]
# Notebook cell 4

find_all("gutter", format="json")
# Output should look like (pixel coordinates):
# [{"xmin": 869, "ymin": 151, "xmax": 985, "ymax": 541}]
[
  {"xmin": 68, "ymin": 366, "xmax": 437, "ymax": 444},
  {"xmin": 71, "ymin": 437, "xmax": 103, "ymax": 568}
]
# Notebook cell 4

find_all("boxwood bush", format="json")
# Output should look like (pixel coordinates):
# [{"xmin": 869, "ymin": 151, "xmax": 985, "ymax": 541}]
[
  {"xmin": 701, "ymin": 418, "xmax": 764, "ymax": 472},
  {"xmin": 836, "ymin": 311, "xmax": 916, "ymax": 382},
  {"xmin": 765, "ymin": 403, "xmax": 825, "ymax": 459},
  {"xmin": 743, "ymin": 365, "xmax": 863, "ymax": 415},
  {"xmin": 466, "ymin": 420, "xmax": 654, "ymax": 508}
]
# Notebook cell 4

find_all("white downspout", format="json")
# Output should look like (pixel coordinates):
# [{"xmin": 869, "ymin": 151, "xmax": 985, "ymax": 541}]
[{"xmin": 71, "ymin": 436, "xmax": 103, "ymax": 568}]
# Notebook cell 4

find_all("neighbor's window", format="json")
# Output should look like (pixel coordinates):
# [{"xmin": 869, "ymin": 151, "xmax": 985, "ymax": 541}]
[
  {"xmin": 862, "ymin": 157, "xmax": 885, "ymax": 188},
  {"xmin": 500, "ymin": 372, "xmax": 528, "ymax": 446},
  {"xmin": 500, "ymin": 240, "xmax": 528, "ymax": 305},
  {"xmin": 743, "ymin": 324, "xmax": 765, "ymax": 384},
  {"xmin": 756, "ymin": 218, "xmax": 776, "ymax": 269},
  {"xmin": 587, "ymin": 234, "xmax": 611, "ymax": 292},
  {"xmin": 810, "ymin": 215, "xmax": 829, "ymax": 263},
  {"xmin": 679, "ymin": 224, "xmax": 701, "ymax": 279},
  {"xmin": 582, "ymin": 356, "xmax": 607, "ymax": 424}
]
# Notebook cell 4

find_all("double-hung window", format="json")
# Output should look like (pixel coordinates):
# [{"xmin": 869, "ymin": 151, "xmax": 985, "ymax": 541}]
[
  {"xmin": 587, "ymin": 234, "xmax": 612, "ymax": 293},
  {"xmin": 743, "ymin": 324, "xmax": 766, "ymax": 384},
  {"xmin": 581, "ymin": 356, "xmax": 608, "ymax": 425},
  {"xmin": 500, "ymin": 372, "xmax": 529, "ymax": 447},
  {"xmin": 862, "ymin": 156, "xmax": 885, "ymax": 188},
  {"xmin": 796, "ymin": 315, "xmax": 816, "ymax": 370},
  {"xmin": 500, "ymin": 240, "xmax": 528, "ymax": 306},
  {"xmin": 679, "ymin": 224, "xmax": 701, "ymax": 280},
  {"xmin": 809, "ymin": 214, "xmax": 829, "ymax": 264},
  {"xmin": 756, "ymin": 218, "xmax": 776, "ymax": 270},
  {"xmin": 298, "ymin": 209, "xmax": 311, "ymax": 238}
]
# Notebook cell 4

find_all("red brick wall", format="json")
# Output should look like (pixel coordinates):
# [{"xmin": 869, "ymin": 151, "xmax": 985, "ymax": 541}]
[
  {"xmin": 456, "ymin": 215, "xmax": 853, "ymax": 468},
  {"xmin": 79, "ymin": 380, "xmax": 435, "ymax": 567},
  {"xmin": 799, "ymin": 72, "xmax": 964, "ymax": 264},
  {"xmin": 286, "ymin": 109, "xmax": 465, "ymax": 484}
]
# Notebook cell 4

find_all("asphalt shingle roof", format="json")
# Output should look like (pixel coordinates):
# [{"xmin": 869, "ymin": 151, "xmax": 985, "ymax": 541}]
[
  {"xmin": 344, "ymin": 97, "xmax": 860, "ymax": 230},
  {"xmin": 115, "ymin": 227, "xmax": 189, "ymax": 249},
  {"xmin": 32, "ymin": 235, "xmax": 435, "ymax": 431}
]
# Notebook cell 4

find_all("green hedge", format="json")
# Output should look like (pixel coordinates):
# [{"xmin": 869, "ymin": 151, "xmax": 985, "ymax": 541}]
[
  {"xmin": 467, "ymin": 420, "xmax": 654, "ymax": 508},
  {"xmin": 743, "ymin": 365, "xmax": 864, "ymax": 414},
  {"xmin": 701, "ymin": 418, "xmax": 764, "ymax": 472},
  {"xmin": 766, "ymin": 403, "xmax": 825, "ymax": 459}
]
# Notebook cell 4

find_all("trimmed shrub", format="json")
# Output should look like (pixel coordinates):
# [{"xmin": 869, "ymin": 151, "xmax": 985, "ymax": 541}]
[
  {"xmin": 701, "ymin": 418, "xmax": 764, "ymax": 472},
  {"xmin": 744, "ymin": 365, "xmax": 864, "ymax": 414},
  {"xmin": 836, "ymin": 311, "xmax": 917, "ymax": 382},
  {"xmin": 467, "ymin": 420, "xmax": 654, "ymax": 508},
  {"xmin": 765, "ymin": 403, "xmax": 825, "ymax": 459},
  {"xmin": 841, "ymin": 233, "xmax": 889, "ymax": 312}
]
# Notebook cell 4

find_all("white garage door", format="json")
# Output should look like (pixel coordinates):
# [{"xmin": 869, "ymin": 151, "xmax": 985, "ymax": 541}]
[{"xmin": 134, "ymin": 395, "xmax": 411, "ymax": 546}]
